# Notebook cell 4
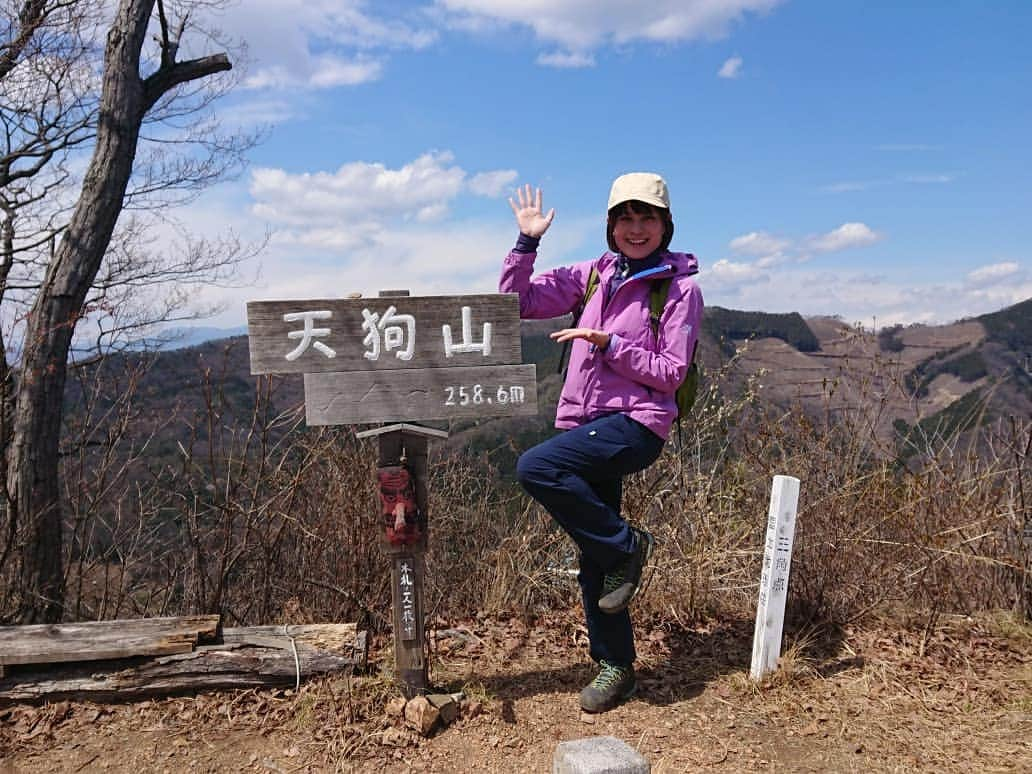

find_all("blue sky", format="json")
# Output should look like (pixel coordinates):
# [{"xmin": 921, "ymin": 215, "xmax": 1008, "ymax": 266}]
[{"xmin": 184, "ymin": 0, "xmax": 1031, "ymax": 329}]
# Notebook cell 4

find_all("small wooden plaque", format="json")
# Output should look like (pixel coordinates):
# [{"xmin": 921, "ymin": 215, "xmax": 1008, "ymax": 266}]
[{"xmin": 303, "ymin": 364, "xmax": 538, "ymax": 425}]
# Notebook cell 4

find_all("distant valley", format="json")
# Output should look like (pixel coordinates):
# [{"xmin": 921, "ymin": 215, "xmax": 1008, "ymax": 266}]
[{"xmin": 68, "ymin": 298, "xmax": 1032, "ymax": 470}]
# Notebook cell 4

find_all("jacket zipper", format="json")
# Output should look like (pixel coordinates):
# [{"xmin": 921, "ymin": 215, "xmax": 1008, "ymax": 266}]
[{"xmin": 582, "ymin": 262, "xmax": 675, "ymax": 414}]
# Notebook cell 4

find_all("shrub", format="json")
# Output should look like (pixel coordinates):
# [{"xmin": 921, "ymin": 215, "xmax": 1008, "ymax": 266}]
[
  {"xmin": 878, "ymin": 324, "xmax": 905, "ymax": 352},
  {"xmin": 14, "ymin": 342, "xmax": 1027, "ymax": 635}
]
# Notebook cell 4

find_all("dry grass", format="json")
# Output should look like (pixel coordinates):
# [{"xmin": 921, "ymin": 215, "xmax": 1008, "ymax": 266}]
[{"xmin": 1, "ymin": 343, "xmax": 1027, "ymax": 642}]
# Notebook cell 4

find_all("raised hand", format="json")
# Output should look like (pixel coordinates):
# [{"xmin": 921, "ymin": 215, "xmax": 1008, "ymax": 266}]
[{"xmin": 509, "ymin": 184, "xmax": 556, "ymax": 238}]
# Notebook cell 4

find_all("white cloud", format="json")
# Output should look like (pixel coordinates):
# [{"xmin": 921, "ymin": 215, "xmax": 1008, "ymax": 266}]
[
  {"xmin": 823, "ymin": 174, "xmax": 954, "ymax": 194},
  {"xmin": 711, "ymin": 221, "xmax": 883, "ymax": 296},
  {"xmin": 437, "ymin": 0, "xmax": 782, "ymax": 61},
  {"xmin": 308, "ymin": 56, "xmax": 384, "ymax": 88},
  {"xmin": 729, "ymin": 230, "xmax": 789, "ymax": 256},
  {"xmin": 269, "ymin": 223, "xmax": 385, "ymax": 252},
  {"xmin": 808, "ymin": 222, "xmax": 881, "ymax": 253},
  {"xmin": 755, "ymin": 254, "xmax": 786, "ymax": 269},
  {"xmin": 207, "ymin": 216, "xmax": 549, "ymax": 323},
  {"xmin": 173, "ymin": 179, "xmax": 1029, "ymax": 332},
  {"xmin": 718, "ymin": 56, "xmax": 743, "ymax": 79},
  {"xmin": 242, "ymin": 67, "xmax": 294, "ymax": 91},
  {"xmin": 705, "ymin": 263, "xmax": 1032, "ymax": 327},
  {"xmin": 898, "ymin": 174, "xmax": 953, "ymax": 185},
  {"xmin": 963, "ymin": 282, "xmax": 1032, "ymax": 312},
  {"xmin": 250, "ymin": 151, "xmax": 520, "ymax": 244},
  {"xmin": 220, "ymin": 98, "xmax": 299, "ymax": 127},
  {"xmin": 215, "ymin": 1, "xmax": 781, "ymax": 90},
  {"xmin": 246, "ymin": 56, "xmax": 383, "ymax": 90},
  {"xmin": 469, "ymin": 169, "xmax": 519, "ymax": 197},
  {"xmin": 536, "ymin": 51, "xmax": 596, "ymax": 68},
  {"xmin": 221, "ymin": 1, "xmax": 436, "ymax": 92},
  {"xmin": 707, "ymin": 258, "xmax": 768, "ymax": 288},
  {"xmin": 416, "ymin": 203, "xmax": 450, "ymax": 222},
  {"xmin": 822, "ymin": 180, "xmax": 877, "ymax": 193},
  {"xmin": 967, "ymin": 261, "xmax": 1022, "ymax": 286},
  {"xmin": 251, "ymin": 152, "xmax": 463, "ymax": 227}
]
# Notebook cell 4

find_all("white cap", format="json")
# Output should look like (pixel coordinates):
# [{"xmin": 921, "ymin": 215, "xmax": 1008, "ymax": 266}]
[{"xmin": 607, "ymin": 172, "xmax": 670, "ymax": 211}]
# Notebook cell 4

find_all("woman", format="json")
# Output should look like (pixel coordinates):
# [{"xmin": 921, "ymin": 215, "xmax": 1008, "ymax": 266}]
[{"xmin": 499, "ymin": 173, "xmax": 704, "ymax": 712}]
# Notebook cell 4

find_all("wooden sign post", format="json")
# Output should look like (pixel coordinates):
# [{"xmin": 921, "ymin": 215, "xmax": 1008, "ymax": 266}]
[
  {"xmin": 750, "ymin": 475, "xmax": 801, "ymax": 681},
  {"xmin": 354, "ymin": 421, "xmax": 446, "ymax": 697},
  {"xmin": 246, "ymin": 290, "xmax": 536, "ymax": 697}
]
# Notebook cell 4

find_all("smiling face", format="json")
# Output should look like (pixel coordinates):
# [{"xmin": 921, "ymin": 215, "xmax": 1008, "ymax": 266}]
[{"xmin": 610, "ymin": 202, "xmax": 668, "ymax": 259}]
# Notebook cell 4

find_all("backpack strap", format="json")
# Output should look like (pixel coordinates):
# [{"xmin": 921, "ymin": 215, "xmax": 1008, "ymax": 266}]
[
  {"xmin": 650, "ymin": 276, "xmax": 700, "ymax": 429},
  {"xmin": 648, "ymin": 277, "xmax": 672, "ymax": 336},
  {"xmin": 649, "ymin": 276, "xmax": 697, "ymax": 366},
  {"xmin": 558, "ymin": 263, "xmax": 602, "ymax": 375},
  {"xmin": 576, "ymin": 265, "xmax": 602, "ymax": 325}
]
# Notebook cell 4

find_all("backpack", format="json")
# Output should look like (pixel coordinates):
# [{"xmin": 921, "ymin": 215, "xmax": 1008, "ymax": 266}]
[{"xmin": 564, "ymin": 264, "xmax": 699, "ymax": 419}]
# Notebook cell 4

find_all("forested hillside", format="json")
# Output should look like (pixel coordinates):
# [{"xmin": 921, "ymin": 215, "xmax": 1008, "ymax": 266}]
[{"xmin": 63, "ymin": 297, "xmax": 1030, "ymax": 477}]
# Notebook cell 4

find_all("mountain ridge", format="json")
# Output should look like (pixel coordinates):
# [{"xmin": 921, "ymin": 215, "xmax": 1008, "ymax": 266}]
[{"xmin": 65, "ymin": 297, "xmax": 1032, "ymax": 470}]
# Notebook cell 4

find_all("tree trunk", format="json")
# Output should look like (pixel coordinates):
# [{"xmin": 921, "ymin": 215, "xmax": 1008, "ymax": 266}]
[{"xmin": 5, "ymin": 0, "xmax": 230, "ymax": 622}]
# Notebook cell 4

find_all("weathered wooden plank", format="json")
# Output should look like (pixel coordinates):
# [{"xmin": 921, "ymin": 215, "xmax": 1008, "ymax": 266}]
[
  {"xmin": 221, "ymin": 623, "xmax": 362, "ymax": 657},
  {"xmin": 0, "ymin": 641, "xmax": 365, "ymax": 704},
  {"xmin": 247, "ymin": 294, "xmax": 522, "ymax": 375},
  {"xmin": 304, "ymin": 364, "xmax": 538, "ymax": 425},
  {"xmin": 0, "ymin": 615, "xmax": 220, "ymax": 667}
]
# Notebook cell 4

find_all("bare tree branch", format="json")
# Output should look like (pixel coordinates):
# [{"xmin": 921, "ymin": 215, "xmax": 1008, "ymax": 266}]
[
  {"xmin": 2, "ymin": 0, "xmax": 252, "ymax": 622},
  {"xmin": 0, "ymin": 1, "xmax": 48, "ymax": 81}
]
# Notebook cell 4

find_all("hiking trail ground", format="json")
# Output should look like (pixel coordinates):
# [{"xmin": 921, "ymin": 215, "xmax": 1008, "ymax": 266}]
[{"xmin": 2, "ymin": 611, "xmax": 1029, "ymax": 772}]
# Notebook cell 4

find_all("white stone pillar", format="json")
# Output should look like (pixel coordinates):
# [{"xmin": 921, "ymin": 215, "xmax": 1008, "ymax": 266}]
[{"xmin": 750, "ymin": 475, "xmax": 801, "ymax": 680}]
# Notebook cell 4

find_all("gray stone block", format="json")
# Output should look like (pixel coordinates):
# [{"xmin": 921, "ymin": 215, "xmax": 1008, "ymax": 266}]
[{"xmin": 553, "ymin": 736, "xmax": 650, "ymax": 774}]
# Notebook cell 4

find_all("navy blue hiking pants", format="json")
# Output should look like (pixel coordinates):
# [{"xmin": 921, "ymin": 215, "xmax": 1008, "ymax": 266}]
[{"xmin": 516, "ymin": 413, "xmax": 665, "ymax": 666}]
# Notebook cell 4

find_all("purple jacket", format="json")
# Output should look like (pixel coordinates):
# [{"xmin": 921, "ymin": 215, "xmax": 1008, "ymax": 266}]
[{"xmin": 500, "ymin": 249, "xmax": 704, "ymax": 440}]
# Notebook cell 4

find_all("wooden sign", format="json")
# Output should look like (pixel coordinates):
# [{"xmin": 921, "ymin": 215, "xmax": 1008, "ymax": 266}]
[
  {"xmin": 246, "ymin": 294, "xmax": 522, "ymax": 375},
  {"xmin": 248, "ymin": 291, "xmax": 538, "ymax": 425},
  {"xmin": 304, "ymin": 364, "xmax": 537, "ymax": 425},
  {"xmin": 245, "ymin": 289, "xmax": 541, "ymax": 696}
]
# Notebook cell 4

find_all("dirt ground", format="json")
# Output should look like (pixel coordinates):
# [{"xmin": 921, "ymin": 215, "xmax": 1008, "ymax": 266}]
[{"xmin": 2, "ymin": 611, "xmax": 1030, "ymax": 773}]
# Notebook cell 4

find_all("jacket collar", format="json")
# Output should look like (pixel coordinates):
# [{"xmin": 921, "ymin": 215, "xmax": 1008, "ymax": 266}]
[{"xmin": 604, "ymin": 250, "xmax": 698, "ymax": 279}]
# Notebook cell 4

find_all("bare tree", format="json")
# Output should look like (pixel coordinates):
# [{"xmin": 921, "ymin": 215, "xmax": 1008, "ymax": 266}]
[{"xmin": 1, "ymin": 0, "xmax": 254, "ymax": 622}]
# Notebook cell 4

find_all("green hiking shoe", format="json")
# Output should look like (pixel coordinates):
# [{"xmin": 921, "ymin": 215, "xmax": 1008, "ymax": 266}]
[
  {"xmin": 598, "ymin": 527, "xmax": 655, "ymax": 614},
  {"xmin": 580, "ymin": 660, "xmax": 636, "ymax": 713}
]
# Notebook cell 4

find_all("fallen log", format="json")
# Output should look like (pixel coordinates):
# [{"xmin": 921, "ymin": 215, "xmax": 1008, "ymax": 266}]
[
  {"xmin": 0, "ymin": 615, "xmax": 221, "ymax": 668},
  {"xmin": 221, "ymin": 622, "xmax": 360, "ymax": 653},
  {"xmin": 0, "ymin": 631, "xmax": 367, "ymax": 704}
]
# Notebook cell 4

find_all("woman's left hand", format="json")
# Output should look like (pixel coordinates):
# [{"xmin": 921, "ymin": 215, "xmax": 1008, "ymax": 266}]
[{"xmin": 550, "ymin": 327, "xmax": 611, "ymax": 349}]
